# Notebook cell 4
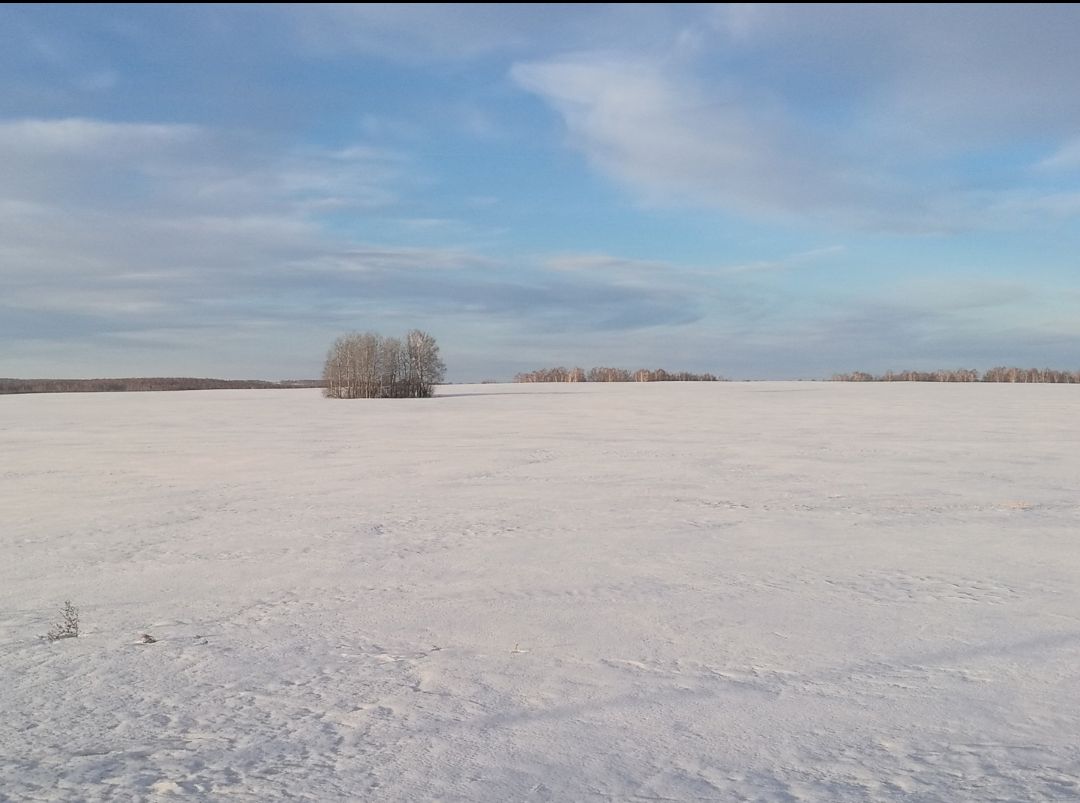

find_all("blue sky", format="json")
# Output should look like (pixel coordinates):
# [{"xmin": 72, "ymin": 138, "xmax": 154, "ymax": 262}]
[{"xmin": 2, "ymin": 4, "xmax": 1080, "ymax": 380}]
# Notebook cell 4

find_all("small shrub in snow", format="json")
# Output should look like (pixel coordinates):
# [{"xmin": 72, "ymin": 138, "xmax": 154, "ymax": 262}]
[{"xmin": 46, "ymin": 600, "xmax": 80, "ymax": 642}]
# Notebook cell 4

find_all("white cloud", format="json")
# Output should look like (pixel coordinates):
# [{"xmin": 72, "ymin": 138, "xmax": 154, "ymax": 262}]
[
  {"xmin": 1038, "ymin": 140, "xmax": 1080, "ymax": 172},
  {"xmin": 5, "ymin": 5, "xmax": 1080, "ymax": 378},
  {"xmin": 78, "ymin": 70, "xmax": 118, "ymax": 92},
  {"xmin": 0, "ymin": 116, "xmax": 720, "ymax": 377},
  {"xmin": 703, "ymin": 6, "xmax": 1080, "ymax": 141},
  {"xmin": 513, "ymin": 50, "xmax": 1080, "ymax": 233},
  {"xmin": 512, "ymin": 55, "xmax": 916, "ymax": 228},
  {"xmin": 512, "ymin": 6, "xmax": 1080, "ymax": 233},
  {"xmin": 722, "ymin": 246, "xmax": 848, "ymax": 275},
  {"xmin": 279, "ymin": 5, "xmax": 685, "ymax": 64},
  {"xmin": 0, "ymin": 117, "xmax": 199, "ymax": 154}
]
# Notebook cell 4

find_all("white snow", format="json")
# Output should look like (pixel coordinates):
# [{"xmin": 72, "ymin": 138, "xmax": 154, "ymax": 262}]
[{"xmin": 2, "ymin": 382, "xmax": 1079, "ymax": 801}]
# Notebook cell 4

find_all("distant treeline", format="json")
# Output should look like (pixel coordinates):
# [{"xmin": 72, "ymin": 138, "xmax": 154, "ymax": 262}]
[
  {"xmin": 831, "ymin": 367, "xmax": 1080, "ymax": 383},
  {"xmin": 514, "ymin": 367, "xmax": 724, "ymax": 383},
  {"xmin": 0, "ymin": 378, "xmax": 324, "ymax": 395}
]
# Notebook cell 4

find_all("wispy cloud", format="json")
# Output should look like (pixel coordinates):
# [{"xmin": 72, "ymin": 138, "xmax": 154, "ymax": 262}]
[
  {"xmin": 3, "ymin": 7, "xmax": 1080, "ymax": 379},
  {"xmin": 511, "ymin": 55, "xmax": 934, "ymax": 230},
  {"xmin": 279, "ymin": 5, "xmax": 686, "ymax": 64},
  {"xmin": 0, "ymin": 117, "xmax": 199, "ymax": 155},
  {"xmin": 1037, "ymin": 139, "xmax": 1080, "ymax": 172},
  {"xmin": 722, "ymin": 246, "xmax": 848, "ymax": 275},
  {"xmin": 0, "ymin": 116, "xmax": 715, "ymax": 376},
  {"xmin": 512, "ymin": 6, "xmax": 1080, "ymax": 233}
]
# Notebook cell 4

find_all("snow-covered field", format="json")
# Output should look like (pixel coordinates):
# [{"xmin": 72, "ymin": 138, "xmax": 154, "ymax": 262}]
[{"xmin": 3, "ymin": 382, "xmax": 1079, "ymax": 802}]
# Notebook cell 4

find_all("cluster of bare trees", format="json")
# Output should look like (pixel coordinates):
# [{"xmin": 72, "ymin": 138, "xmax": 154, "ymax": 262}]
[
  {"xmin": 514, "ymin": 367, "xmax": 587, "ymax": 383},
  {"xmin": 831, "ymin": 369, "xmax": 979, "ymax": 382},
  {"xmin": 981, "ymin": 367, "xmax": 1080, "ymax": 383},
  {"xmin": 0, "ymin": 377, "xmax": 321, "ymax": 395},
  {"xmin": 323, "ymin": 330, "xmax": 445, "ymax": 399},
  {"xmin": 831, "ymin": 367, "xmax": 1080, "ymax": 383},
  {"xmin": 514, "ymin": 366, "xmax": 722, "ymax": 383}
]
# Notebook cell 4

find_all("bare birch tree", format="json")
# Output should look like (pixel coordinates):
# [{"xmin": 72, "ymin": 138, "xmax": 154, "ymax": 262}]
[{"xmin": 405, "ymin": 329, "xmax": 446, "ymax": 397}]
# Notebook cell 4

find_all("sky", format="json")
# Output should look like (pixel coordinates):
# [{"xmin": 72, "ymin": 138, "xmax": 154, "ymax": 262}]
[{"xmin": 2, "ymin": 4, "xmax": 1080, "ymax": 381}]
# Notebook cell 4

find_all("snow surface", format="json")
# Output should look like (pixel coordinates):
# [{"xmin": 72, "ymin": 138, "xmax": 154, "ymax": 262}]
[{"xmin": 2, "ymin": 382, "xmax": 1079, "ymax": 802}]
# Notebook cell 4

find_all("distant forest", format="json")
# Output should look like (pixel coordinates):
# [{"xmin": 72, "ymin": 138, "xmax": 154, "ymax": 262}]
[
  {"xmin": 831, "ymin": 367, "xmax": 1080, "ymax": 383},
  {"xmin": 0, "ymin": 378, "xmax": 324, "ymax": 395},
  {"xmin": 514, "ymin": 367, "xmax": 723, "ymax": 383}
]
